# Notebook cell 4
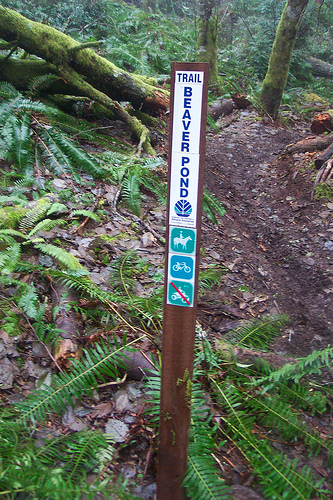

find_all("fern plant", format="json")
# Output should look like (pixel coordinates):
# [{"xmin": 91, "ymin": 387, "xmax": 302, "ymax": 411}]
[
  {"xmin": 102, "ymin": 3, "xmax": 196, "ymax": 76},
  {"xmin": 0, "ymin": 82, "xmax": 103, "ymax": 179},
  {"xmin": 210, "ymin": 319, "xmax": 332, "ymax": 499},
  {"xmin": 144, "ymin": 362, "xmax": 231, "ymax": 499},
  {"xmin": 14, "ymin": 335, "xmax": 142, "ymax": 424},
  {"xmin": 143, "ymin": 319, "xmax": 332, "ymax": 500},
  {"xmin": 98, "ymin": 151, "xmax": 166, "ymax": 216},
  {"xmin": 0, "ymin": 411, "xmax": 138, "ymax": 499}
]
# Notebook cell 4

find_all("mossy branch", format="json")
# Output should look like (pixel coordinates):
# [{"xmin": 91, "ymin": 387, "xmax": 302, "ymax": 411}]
[
  {"xmin": 60, "ymin": 66, "xmax": 154, "ymax": 154},
  {"xmin": 69, "ymin": 41, "xmax": 104, "ymax": 55}
]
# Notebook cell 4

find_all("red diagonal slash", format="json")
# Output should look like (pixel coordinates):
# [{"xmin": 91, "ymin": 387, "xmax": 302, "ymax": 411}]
[{"xmin": 170, "ymin": 282, "xmax": 191, "ymax": 305}]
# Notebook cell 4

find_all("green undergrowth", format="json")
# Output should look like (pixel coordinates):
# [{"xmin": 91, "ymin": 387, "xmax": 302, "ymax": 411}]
[
  {"xmin": 1, "ymin": 314, "xmax": 332, "ymax": 499},
  {"xmin": 313, "ymin": 181, "xmax": 333, "ymax": 200}
]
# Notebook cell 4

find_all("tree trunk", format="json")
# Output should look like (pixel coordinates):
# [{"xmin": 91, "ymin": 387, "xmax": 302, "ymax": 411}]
[
  {"xmin": 0, "ymin": 6, "xmax": 169, "ymax": 113},
  {"xmin": 260, "ymin": 0, "xmax": 309, "ymax": 119},
  {"xmin": 218, "ymin": 341, "xmax": 295, "ymax": 369},
  {"xmin": 306, "ymin": 55, "xmax": 333, "ymax": 79},
  {"xmin": 195, "ymin": 0, "xmax": 220, "ymax": 88},
  {"xmin": 0, "ymin": 55, "xmax": 59, "ymax": 91}
]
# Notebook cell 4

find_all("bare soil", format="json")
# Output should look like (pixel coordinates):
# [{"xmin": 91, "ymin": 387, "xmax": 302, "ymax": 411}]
[{"xmin": 200, "ymin": 109, "xmax": 333, "ymax": 358}]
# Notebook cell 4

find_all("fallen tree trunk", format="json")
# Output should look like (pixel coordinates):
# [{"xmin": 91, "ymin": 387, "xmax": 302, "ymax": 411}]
[
  {"xmin": 218, "ymin": 341, "xmax": 294, "ymax": 369},
  {"xmin": 314, "ymin": 141, "xmax": 333, "ymax": 168},
  {"xmin": 0, "ymin": 55, "xmax": 60, "ymax": 91},
  {"xmin": 208, "ymin": 98, "xmax": 234, "ymax": 120},
  {"xmin": 0, "ymin": 6, "xmax": 169, "ymax": 113},
  {"xmin": 306, "ymin": 55, "xmax": 333, "ymax": 79},
  {"xmin": 314, "ymin": 158, "xmax": 333, "ymax": 187},
  {"xmin": 282, "ymin": 134, "xmax": 333, "ymax": 154}
]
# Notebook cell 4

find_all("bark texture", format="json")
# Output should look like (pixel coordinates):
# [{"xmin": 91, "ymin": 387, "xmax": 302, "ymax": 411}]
[
  {"xmin": 207, "ymin": 98, "xmax": 234, "ymax": 120},
  {"xmin": 283, "ymin": 134, "xmax": 333, "ymax": 154},
  {"xmin": 306, "ymin": 55, "xmax": 333, "ymax": 79},
  {"xmin": 314, "ymin": 141, "xmax": 333, "ymax": 168},
  {"xmin": 195, "ymin": 0, "xmax": 220, "ymax": 87},
  {"xmin": 260, "ymin": 0, "xmax": 309, "ymax": 119}
]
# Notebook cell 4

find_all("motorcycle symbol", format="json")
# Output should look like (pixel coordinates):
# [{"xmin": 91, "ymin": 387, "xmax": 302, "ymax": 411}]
[
  {"xmin": 171, "ymin": 287, "xmax": 190, "ymax": 303},
  {"xmin": 172, "ymin": 261, "xmax": 191, "ymax": 273}
]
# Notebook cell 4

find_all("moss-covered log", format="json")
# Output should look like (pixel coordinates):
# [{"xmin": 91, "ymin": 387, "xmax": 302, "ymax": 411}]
[
  {"xmin": 0, "ymin": 6, "xmax": 169, "ymax": 112},
  {"xmin": 260, "ymin": 0, "xmax": 309, "ymax": 119},
  {"xmin": 0, "ymin": 54, "xmax": 61, "ymax": 91}
]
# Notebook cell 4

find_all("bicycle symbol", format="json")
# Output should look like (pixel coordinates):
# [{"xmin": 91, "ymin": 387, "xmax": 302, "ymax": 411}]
[{"xmin": 172, "ymin": 261, "xmax": 191, "ymax": 273}]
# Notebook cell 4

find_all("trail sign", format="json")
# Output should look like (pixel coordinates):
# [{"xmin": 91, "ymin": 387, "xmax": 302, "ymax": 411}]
[
  {"xmin": 170, "ymin": 227, "xmax": 196, "ymax": 255},
  {"xmin": 157, "ymin": 62, "xmax": 209, "ymax": 499}
]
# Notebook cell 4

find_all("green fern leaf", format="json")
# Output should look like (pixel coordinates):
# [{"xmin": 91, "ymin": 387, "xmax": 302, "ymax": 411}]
[
  {"xmin": 39, "ymin": 127, "xmax": 102, "ymax": 177},
  {"xmin": 46, "ymin": 203, "xmax": 69, "ymax": 216},
  {"xmin": 28, "ymin": 218, "xmax": 66, "ymax": 238},
  {"xmin": 122, "ymin": 173, "xmax": 141, "ymax": 216},
  {"xmin": 0, "ymin": 96, "xmax": 21, "ymax": 128},
  {"xmin": 202, "ymin": 189, "xmax": 226, "ymax": 223},
  {"xmin": 227, "ymin": 315, "xmax": 289, "ymax": 350},
  {"xmin": 212, "ymin": 379, "xmax": 327, "ymax": 500},
  {"xmin": 0, "ymin": 194, "xmax": 28, "ymax": 206},
  {"xmin": 71, "ymin": 209, "xmax": 101, "ymax": 222},
  {"xmin": 38, "ymin": 127, "xmax": 73, "ymax": 176},
  {"xmin": 9, "ymin": 112, "xmax": 34, "ymax": 175},
  {"xmin": 0, "ymin": 81, "xmax": 20, "ymax": 100},
  {"xmin": 185, "ymin": 452, "xmax": 231, "ymax": 500},
  {"xmin": 19, "ymin": 198, "xmax": 54, "ymax": 232},
  {"xmin": 198, "ymin": 265, "xmax": 225, "ymax": 293},
  {"xmin": 17, "ymin": 282, "xmax": 40, "ymax": 319},
  {"xmin": 255, "ymin": 347, "xmax": 333, "ymax": 390},
  {"xmin": 0, "ymin": 240, "xmax": 21, "ymax": 274},
  {"xmin": 14, "ymin": 337, "xmax": 140, "ymax": 424},
  {"xmin": 33, "ymin": 243, "xmax": 83, "ymax": 271}
]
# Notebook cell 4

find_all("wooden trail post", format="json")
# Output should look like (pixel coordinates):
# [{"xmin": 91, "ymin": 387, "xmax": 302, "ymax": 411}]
[{"xmin": 157, "ymin": 62, "xmax": 209, "ymax": 500}]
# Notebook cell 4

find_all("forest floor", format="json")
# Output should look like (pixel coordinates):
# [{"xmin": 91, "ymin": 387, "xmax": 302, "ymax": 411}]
[
  {"xmin": 2, "ymin": 105, "xmax": 333, "ymax": 499},
  {"xmin": 202, "ymin": 109, "xmax": 333, "ymax": 358}
]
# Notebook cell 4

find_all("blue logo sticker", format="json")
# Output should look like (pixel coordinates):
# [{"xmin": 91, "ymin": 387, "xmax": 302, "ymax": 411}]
[{"xmin": 174, "ymin": 200, "xmax": 192, "ymax": 217}]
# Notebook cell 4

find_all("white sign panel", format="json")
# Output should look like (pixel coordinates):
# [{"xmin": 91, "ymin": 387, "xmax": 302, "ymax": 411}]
[{"xmin": 168, "ymin": 71, "xmax": 204, "ymax": 229}]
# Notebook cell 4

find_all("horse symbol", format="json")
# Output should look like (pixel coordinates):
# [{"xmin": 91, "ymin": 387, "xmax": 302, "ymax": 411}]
[{"xmin": 173, "ymin": 233, "xmax": 192, "ymax": 250}]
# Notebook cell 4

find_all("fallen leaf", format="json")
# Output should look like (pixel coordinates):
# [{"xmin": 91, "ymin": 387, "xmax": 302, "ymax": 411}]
[
  {"xmin": 105, "ymin": 419, "xmax": 129, "ymax": 442},
  {"xmin": 90, "ymin": 402, "xmax": 112, "ymax": 418},
  {"xmin": 0, "ymin": 358, "xmax": 19, "ymax": 389}
]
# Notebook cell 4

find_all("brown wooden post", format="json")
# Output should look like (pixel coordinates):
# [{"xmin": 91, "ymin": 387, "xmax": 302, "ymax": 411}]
[{"xmin": 157, "ymin": 62, "xmax": 209, "ymax": 500}]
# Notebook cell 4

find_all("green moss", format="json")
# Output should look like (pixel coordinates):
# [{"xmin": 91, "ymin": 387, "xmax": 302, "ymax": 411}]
[
  {"xmin": 303, "ymin": 93, "xmax": 330, "ymax": 105},
  {"xmin": 176, "ymin": 368, "xmax": 193, "ymax": 408},
  {"xmin": 313, "ymin": 182, "xmax": 333, "ymax": 200},
  {"xmin": 260, "ymin": 1, "xmax": 308, "ymax": 118},
  {"xmin": 196, "ymin": 16, "xmax": 220, "ymax": 88},
  {"xmin": 0, "ymin": 205, "xmax": 26, "ymax": 228}
]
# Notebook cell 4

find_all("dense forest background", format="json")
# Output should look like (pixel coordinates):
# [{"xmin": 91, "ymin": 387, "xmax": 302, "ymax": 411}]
[{"xmin": 2, "ymin": 0, "xmax": 333, "ymax": 103}]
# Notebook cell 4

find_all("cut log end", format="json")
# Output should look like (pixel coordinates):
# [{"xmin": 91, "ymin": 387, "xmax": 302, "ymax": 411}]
[
  {"xmin": 231, "ymin": 93, "xmax": 251, "ymax": 109},
  {"xmin": 310, "ymin": 112, "xmax": 332, "ymax": 135}
]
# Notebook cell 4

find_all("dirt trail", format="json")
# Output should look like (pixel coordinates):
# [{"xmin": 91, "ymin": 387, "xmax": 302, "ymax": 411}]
[{"xmin": 202, "ymin": 110, "xmax": 333, "ymax": 357}]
